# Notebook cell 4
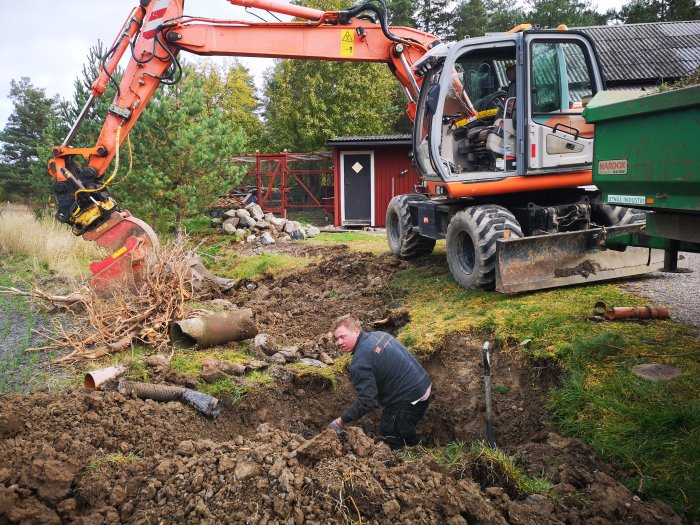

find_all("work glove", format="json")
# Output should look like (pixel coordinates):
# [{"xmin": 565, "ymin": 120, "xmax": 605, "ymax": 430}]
[{"xmin": 328, "ymin": 417, "xmax": 344, "ymax": 434}]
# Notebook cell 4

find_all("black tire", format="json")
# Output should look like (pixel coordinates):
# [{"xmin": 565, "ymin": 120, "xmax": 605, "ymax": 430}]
[
  {"xmin": 386, "ymin": 194, "xmax": 436, "ymax": 260},
  {"xmin": 592, "ymin": 201, "xmax": 646, "ymax": 227},
  {"xmin": 445, "ymin": 205, "xmax": 523, "ymax": 290}
]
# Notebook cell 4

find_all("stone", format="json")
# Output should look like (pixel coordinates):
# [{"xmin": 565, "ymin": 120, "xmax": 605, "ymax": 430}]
[
  {"xmin": 240, "ymin": 216, "xmax": 257, "ymax": 229},
  {"xmin": 269, "ymin": 353, "xmax": 287, "ymax": 364},
  {"xmin": 235, "ymin": 208, "xmax": 251, "ymax": 219},
  {"xmin": 234, "ymin": 461, "xmax": 261, "ymax": 481},
  {"xmin": 222, "ymin": 221, "xmax": 237, "ymax": 234},
  {"xmin": 246, "ymin": 360, "xmax": 269, "ymax": 370},
  {"xmin": 264, "ymin": 212, "xmax": 276, "ymax": 222},
  {"xmin": 256, "ymin": 220, "xmax": 272, "ymax": 230},
  {"xmin": 217, "ymin": 455, "xmax": 235, "ymax": 473},
  {"xmin": 299, "ymin": 358, "xmax": 327, "ymax": 368},
  {"xmin": 251, "ymin": 334, "xmax": 277, "ymax": 357},
  {"xmin": 269, "ymin": 216, "xmax": 287, "ymax": 231},
  {"xmin": 210, "ymin": 217, "xmax": 223, "ymax": 226},
  {"xmin": 260, "ymin": 232, "xmax": 276, "ymax": 246},
  {"xmin": 289, "ymin": 229, "xmax": 306, "ymax": 241},
  {"xmin": 246, "ymin": 203, "xmax": 265, "ymax": 220},
  {"xmin": 246, "ymin": 235, "xmax": 257, "ymax": 243},
  {"xmin": 283, "ymin": 221, "xmax": 302, "ymax": 234},
  {"xmin": 223, "ymin": 209, "xmax": 239, "ymax": 218},
  {"xmin": 235, "ymin": 228, "xmax": 248, "ymax": 237},
  {"xmin": 223, "ymin": 216, "xmax": 240, "ymax": 228},
  {"xmin": 201, "ymin": 365, "xmax": 227, "ymax": 384},
  {"xmin": 306, "ymin": 226, "xmax": 321, "ymax": 238},
  {"xmin": 279, "ymin": 347, "xmax": 300, "ymax": 362},
  {"xmin": 319, "ymin": 352, "xmax": 334, "ymax": 365},
  {"xmin": 219, "ymin": 362, "xmax": 246, "ymax": 376}
]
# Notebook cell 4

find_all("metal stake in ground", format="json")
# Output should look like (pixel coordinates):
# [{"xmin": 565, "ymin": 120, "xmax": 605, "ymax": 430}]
[{"xmin": 483, "ymin": 341, "xmax": 497, "ymax": 449}]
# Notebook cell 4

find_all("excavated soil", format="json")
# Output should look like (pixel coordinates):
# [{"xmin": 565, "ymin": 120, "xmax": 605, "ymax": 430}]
[{"xmin": 0, "ymin": 243, "xmax": 685, "ymax": 524}]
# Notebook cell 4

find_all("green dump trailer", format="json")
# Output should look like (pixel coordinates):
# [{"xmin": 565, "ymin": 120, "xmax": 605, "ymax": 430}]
[{"xmin": 584, "ymin": 85, "xmax": 700, "ymax": 269}]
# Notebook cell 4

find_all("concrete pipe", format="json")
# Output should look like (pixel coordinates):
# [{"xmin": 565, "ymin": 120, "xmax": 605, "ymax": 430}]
[
  {"xmin": 170, "ymin": 308, "xmax": 257, "ymax": 349},
  {"xmin": 84, "ymin": 365, "xmax": 127, "ymax": 389}
]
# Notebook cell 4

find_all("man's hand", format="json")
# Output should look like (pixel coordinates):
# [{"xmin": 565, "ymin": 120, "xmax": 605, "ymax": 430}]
[{"xmin": 328, "ymin": 417, "xmax": 344, "ymax": 434}]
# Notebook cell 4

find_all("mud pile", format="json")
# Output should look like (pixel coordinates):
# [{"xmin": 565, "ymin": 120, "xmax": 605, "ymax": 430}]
[{"xmin": 0, "ymin": 385, "xmax": 681, "ymax": 525}]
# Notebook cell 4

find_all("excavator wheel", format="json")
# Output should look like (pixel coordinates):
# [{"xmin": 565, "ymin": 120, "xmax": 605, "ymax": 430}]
[
  {"xmin": 592, "ymin": 201, "xmax": 646, "ymax": 227},
  {"xmin": 446, "ymin": 205, "xmax": 522, "ymax": 290},
  {"xmin": 386, "ymin": 194, "xmax": 436, "ymax": 260}
]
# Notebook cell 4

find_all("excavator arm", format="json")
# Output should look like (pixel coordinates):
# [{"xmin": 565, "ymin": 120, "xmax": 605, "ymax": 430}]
[{"xmin": 48, "ymin": 0, "xmax": 438, "ymax": 282}]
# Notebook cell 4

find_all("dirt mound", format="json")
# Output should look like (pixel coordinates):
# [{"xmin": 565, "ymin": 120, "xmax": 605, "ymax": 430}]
[
  {"xmin": 0, "ymin": 389, "xmax": 680, "ymax": 524},
  {"xmin": 235, "ymin": 250, "xmax": 405, "ymax": 346}
]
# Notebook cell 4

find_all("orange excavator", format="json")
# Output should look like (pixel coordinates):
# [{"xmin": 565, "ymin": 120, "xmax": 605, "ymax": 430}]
[{"xmin": 50, "ymin": 0, "xmax": 661, "ymax": 292}]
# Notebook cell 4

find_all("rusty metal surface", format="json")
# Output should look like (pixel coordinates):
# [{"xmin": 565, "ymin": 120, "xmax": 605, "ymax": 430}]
[
  {"xmin": 495, "ymin": 225, "xmax": 666, "ymax": 293},
  {"xmin": 593, "ymin": 301, "xmax": 671, "ymax": 321}
]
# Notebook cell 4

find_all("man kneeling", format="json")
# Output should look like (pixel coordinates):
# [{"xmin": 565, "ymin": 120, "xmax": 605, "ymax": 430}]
[{"xmin": 328, "ymin": 315, "xmax": 431, "ymax": 449}]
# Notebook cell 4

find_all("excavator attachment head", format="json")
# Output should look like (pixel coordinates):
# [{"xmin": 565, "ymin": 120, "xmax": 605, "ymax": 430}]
[
  {"xmin": 84, "ymin": 210, "xmax": 160, "ymax": 286},
  {"xmin": 494, "ymin": 224, "xmax": 665, "ymax": 293}
]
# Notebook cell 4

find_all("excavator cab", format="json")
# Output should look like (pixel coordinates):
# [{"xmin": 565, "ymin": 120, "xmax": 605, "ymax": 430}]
[{"xmin": 413, "ymin": 31, "xmax": 603, "ymax": 185}]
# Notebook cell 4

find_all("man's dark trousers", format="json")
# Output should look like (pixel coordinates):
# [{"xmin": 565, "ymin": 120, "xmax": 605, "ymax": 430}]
[{"xmin": 379, "ymin": 397, "xmax": 430, "ymax": 449}]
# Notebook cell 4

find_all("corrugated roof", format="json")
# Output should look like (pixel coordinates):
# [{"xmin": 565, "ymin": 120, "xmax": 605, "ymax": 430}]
[
  {"xmin": 576, "ymin": 21, "xmax": 700, "ymax": 84},
  {"xmin": 326, "ymin": 134, "xmax": 412, "ymax": 147}
]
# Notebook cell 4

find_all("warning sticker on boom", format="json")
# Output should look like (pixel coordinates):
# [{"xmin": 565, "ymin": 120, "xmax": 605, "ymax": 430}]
[{"xmin": 341, "ymin": 29, "xmax": 354, "ymax": 57}]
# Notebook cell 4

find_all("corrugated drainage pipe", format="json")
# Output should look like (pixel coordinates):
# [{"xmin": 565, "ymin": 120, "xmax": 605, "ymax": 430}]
[
  {"xmin": 170, "ymin": 308, "xmax": 257, "ymax": 349},
  {"xmin": 119, "ymin": 380, "xmax": 221, "ymax": 418}
]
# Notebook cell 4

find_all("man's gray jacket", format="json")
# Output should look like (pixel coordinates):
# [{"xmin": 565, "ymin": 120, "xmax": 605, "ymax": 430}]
[{"xmin": 341, "ymin": 330, "xmax": 430, "ymax": 423}]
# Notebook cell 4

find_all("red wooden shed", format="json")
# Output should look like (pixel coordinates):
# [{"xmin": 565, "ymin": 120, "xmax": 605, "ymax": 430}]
[{"xmin": 326, "ymin": 135, "xmax": 421, "ymax": 228}]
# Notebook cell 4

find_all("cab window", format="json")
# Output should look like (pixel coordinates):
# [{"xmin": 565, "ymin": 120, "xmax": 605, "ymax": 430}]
[{"xmin": 531, "ymin": 42, "xmax": 595, "ymax": 114}]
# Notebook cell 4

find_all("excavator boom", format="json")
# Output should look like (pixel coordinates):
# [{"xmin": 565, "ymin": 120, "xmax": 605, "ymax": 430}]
[{"xmin": 48, "ymin": 0, "xmax": 438, "ymax": 282}]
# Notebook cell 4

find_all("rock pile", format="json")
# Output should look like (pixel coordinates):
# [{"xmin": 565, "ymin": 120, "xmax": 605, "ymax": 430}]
[
  {"xmin": 248, "ymin": 333, "xmax": 335, "ymax": 367},
  {"xmin": 211, "ymin": 203, "xmax": 321, "ymax": 246}
]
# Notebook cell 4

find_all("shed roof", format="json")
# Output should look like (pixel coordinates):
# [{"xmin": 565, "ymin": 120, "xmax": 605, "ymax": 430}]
[
  {"xmin": 577, "ymin": 21, "xmax": 700, "ymax": 84},
  {"xmin": 326, "ymin": 134, "xmax": 412, "ymax": 147}
]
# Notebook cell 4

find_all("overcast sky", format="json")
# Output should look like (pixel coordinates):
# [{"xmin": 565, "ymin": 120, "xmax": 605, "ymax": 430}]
[{"xmin": 0, "ymin": 0, "xmax": 625, "ymax": 130}]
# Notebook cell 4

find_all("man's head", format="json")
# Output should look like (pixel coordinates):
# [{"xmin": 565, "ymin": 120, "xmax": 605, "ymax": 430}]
[
  {"xmin": 332, "ymin": 315, "xmax": 362, "ymax": 353},
  {"xmin": 505, "ymin": 63, "xmax": 516, "ymax": 83}
]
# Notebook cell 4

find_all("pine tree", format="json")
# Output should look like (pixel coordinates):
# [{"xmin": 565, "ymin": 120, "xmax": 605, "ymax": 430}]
[
  {"xmin": 0, "ymin": 78, "xmax": 59, "ymax": 202},
  {"xmin": 115, "ymin": 66, "xmax": 247, "ymax": 232},
  {"xmin": 617, "ymin": 0, "xmax": 700, "ymax": 22},
  {"xmin": 526, "ymin": 0, "xmax": 605, "ymax": 27}
]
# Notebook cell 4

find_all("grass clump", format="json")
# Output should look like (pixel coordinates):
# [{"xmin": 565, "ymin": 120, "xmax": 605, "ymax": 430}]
[
  {"xmin": 85, "ymin": 452, "xmax": 141, "ymax": 475},
  {"xmin": 470, "ymin": 442, "xmax": 554, "ymax": 498},
  {"xmin": 405, "ymin": 441, "xmax": 553, "ymax": 498}
]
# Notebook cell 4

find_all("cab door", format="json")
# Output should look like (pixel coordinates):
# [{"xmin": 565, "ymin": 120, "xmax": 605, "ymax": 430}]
[{"xmin": 524, "ymin": 33, "xmax": 604, "ymax": 171}]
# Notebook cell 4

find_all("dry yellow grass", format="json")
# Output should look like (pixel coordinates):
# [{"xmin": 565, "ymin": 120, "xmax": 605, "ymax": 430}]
[{"xmin": 0, "ymin": 203, "xmax": 101, "ymax": 279}]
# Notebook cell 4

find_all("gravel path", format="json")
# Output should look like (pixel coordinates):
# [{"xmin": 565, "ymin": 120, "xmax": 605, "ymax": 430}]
[{"xmin": 623, "ymin": 252, "xmax": 700, "ymax": 333}]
